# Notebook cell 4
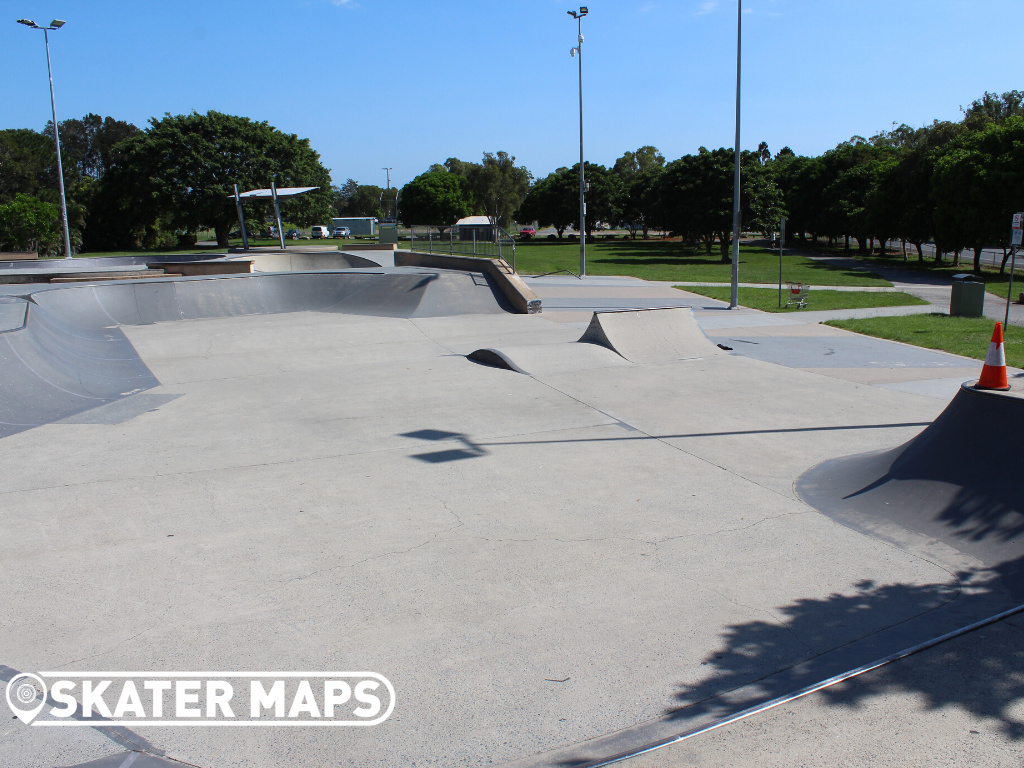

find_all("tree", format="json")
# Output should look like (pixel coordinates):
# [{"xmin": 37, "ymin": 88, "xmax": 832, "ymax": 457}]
[
  {"xmin": 933, "ymin": 117, "xmax": 1024, "ymax": 273},
  {"xmin": 654, "ymin": 148, "xmax": 736, "ymax": 258},
  {"xmin": 962, "ymin": 90, "xmax": 1024, "ymax": 130},
  {"xmin": 106, "ymin": 111, "xmax": 333, "ymax": 246},
  {"xmin": 515, "ymin": 168, "xmax": 577, "ymax": 238},
  {"xmin": 0, "ymin": 193, "xmax": 61, "ymax": 254},
  {"xmin": 399, "ymin": 172, "xmax": 474, "ymax": 229},
  {"xmin": 612, "ymin": 146, "xmax": 665, "ymax": 178},
  {"xmin": 471, "ymin": 151, "xmax": 532, "ymax": 229},
  {"xmin": 515, "ymin": 162, "xmax": 617, "ymax": 238},
  {"xmin": 614, "ymin": 147, "xmax": 666, "ymax": 239},
  {"xmin": 49, "ymin": 114, "xmax": 139, "ymax": 181},
  {"xmin": 0, "ymin": 129, "xmax": 58, "ymax": 203},
  {"xmin": 619, "ymin": 167, "xmax": 664, "ymax": 239},
  {"xmin": 775, "ymin": 154, "xmax": 825, "ymax": 243}
]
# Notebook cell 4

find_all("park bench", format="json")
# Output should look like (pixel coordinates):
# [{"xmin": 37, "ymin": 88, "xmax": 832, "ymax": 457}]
[{"xmin": 785, "ymin": 281, "xmax": 809, "ymax": 309}]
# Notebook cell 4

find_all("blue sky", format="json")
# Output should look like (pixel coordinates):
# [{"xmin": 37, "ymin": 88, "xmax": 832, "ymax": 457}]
[{"xmin": 4, "ymin": 1, "xmax": 1018, "ymax": 189}]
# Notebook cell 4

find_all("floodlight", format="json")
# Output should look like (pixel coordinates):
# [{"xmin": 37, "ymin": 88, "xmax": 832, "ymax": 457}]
[
  {"xmin": 16, "ymin": 19, "xmax": 38, "ymax": 27},
  {"xmin": 580, "ymin": 7, "xmax": 588, "ymax": 14},
  {"xmin": 50, "ymin": 19, "xmax": 66, "ymax": 28},
  {"xmin": 570, "ymin": 47, "xmax": 576, "ymax": 57},
  {"xmin": 567, "ymin": 10, "xmax": 576, "ymax": 17}
]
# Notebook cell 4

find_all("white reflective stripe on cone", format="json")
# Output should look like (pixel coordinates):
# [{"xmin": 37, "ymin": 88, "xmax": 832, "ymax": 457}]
[{"xmin": 984, "ymin": 341, "xmax": 1006, "ymax": 368}]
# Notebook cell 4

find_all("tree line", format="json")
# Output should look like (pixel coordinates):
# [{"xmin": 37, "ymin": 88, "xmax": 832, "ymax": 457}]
[
  {"xmin": 2, "ymin": 91, "xmax": 1022, "ymax": 267},
  {"xmin": 0, "ymin": 111, "xmax": 334, "ymax": 252}
]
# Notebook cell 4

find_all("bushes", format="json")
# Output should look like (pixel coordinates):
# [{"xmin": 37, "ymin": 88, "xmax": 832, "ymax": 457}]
[{"xmin": 0, "ymin": 194, "xmax": 61, "ymax": 255}]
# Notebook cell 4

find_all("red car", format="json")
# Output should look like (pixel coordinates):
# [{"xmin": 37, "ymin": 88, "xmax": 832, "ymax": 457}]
[{"xmin": 519, "ymin": 227, "xmax": 536, "ymax": 238}]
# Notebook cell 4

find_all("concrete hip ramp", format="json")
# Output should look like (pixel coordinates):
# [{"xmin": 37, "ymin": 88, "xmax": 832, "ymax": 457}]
[
  {"xmin": 578, "ymin": 306, "xmax": 723, "ymax": 363},
  {"xmin": 468, "ymin": 306, "xmax": 722, "ymax": 376},
  {"xmin": 797, "ymin": 382, "xmax": 1024, "ymax": 592}
]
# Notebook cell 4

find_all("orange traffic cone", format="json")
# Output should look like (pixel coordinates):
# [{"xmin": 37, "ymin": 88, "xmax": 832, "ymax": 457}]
[{"xmin": 976, "ymin": 322, "xmax": 1010, "ymax": 391}]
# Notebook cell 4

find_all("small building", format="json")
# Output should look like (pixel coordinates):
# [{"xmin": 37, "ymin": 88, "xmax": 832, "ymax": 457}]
[
  {"xmin": 332, "ymin": 217, "xmax": 378, "ymax": 236},
  {"xmin": 455, "ymin": 216, "xmax": 496, "ymax": 242}
]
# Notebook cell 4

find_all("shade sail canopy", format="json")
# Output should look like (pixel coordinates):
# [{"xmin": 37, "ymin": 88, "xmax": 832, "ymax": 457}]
[{"xmin": 228, "ymin": 186, "xmax": 319, "ymax": 200}]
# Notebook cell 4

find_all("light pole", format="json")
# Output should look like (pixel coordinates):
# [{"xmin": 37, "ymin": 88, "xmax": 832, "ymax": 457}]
[
  {"xmin": 17, "ymin": 18, "xmax": 73, "ymax": 259},
  {"xmin": 568, "ymin": 7, "xmax": 588, "ymax": 276},
  {"xmin": 729, "ymin": 1, "xmax": 742, "ymax": 308}
]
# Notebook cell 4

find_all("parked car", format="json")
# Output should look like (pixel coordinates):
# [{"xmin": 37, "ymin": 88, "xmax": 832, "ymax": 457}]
[
  {"xmin": 284, "ymin": 229, "xmax": 300, "ymax": 240},
  {"xmin": 332, "ymin": 227, "xmax": 351, "ymax": 239},
  {"xmin": 519, "ymin": 227, "xmax": 536, "ymax": 238},
  {"xmin": 310, "ymin": 226, "xmax": 333, "ymax": 239}
]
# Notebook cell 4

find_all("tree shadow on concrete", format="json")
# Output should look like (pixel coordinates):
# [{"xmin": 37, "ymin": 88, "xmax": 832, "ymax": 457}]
[{"xmin": 668, "ymin": 557, "xmax": 1024, "ymax": 741}]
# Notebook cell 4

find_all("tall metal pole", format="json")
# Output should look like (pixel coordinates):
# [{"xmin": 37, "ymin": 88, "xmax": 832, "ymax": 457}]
[
  {"xmin": 43, "ymin": 28, "xmax": 73, "ymax": 259},
  {"xmin": 577, "ymin": 14, "xmax": 586, "ymax": 277},
  {"xmin": 730, "ymin": 0, "xmax": 743, "ymax": 308}
]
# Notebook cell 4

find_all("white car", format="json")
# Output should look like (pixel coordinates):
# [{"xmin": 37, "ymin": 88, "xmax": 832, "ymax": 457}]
[{"xmin": 310, "ymin": 226, "xmax": 331, "ymax": 239}]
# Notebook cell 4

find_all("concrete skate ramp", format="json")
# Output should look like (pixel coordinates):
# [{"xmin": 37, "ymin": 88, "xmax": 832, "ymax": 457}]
[
  {"xmin": 797, "ymin": 382, "xmax": 1024, "ymax": 590},
  {"xmin": 227, "ymin": 250, "xmax": 386, "ymax": 271},
  {"xmin": 578, "ymin": 306, "xmax": 723, "ymax": 363},
  {"xmin": 27, "ymin": 270, "xmax": 511, "ymax": 329},
  {"xmin": 468, "ymin": 342, "xmax": 632, "ymax": 376},
  {"xmin": 0, "ymin": 297, "xmax": 159, "ymax": 438},
  {"xmin": 1, "ymin": 270, "xmax": 511, "ymax": 437}
]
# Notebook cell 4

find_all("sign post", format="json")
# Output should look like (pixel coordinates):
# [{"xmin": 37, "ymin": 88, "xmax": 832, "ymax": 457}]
[
  {"xmin": 1007, "ymin": 213, "xmax": 1023, "ymax": 328},
  {"xmin": 778, "ymin": 217, "xmax": 786, "ymax": 308}
]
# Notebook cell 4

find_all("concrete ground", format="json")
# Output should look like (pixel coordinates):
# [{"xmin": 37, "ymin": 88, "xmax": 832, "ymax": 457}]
[{"xmin": 1, "ymin": 272, "xmax": 1019, "ymax": 767}]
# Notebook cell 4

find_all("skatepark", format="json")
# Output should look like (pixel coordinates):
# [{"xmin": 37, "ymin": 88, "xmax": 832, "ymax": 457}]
[{"xmin": 2, "ymin": 251, "xmax": 1022, "ymax": 767}]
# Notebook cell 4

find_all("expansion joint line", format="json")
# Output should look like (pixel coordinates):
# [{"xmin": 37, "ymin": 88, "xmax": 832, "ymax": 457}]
[{"xmin": 528, "ymin": 376, "xmax": 794, "ymax": 501}]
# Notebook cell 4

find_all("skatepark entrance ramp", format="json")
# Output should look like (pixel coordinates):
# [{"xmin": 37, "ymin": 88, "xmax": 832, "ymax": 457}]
[
  {"xmin": 797, "ymin": 382, "xmax": 1024, "ymax": 593},
  {"xmin": 0, "ymin": 269, "xmax": 512, "ymax": 437},
  {"xmin": 468, "ymin": 307, "xmax": 722, "ymax": 376}
]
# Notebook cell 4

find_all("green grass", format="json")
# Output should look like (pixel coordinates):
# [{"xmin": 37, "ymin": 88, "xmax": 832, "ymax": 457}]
[
  {"xmin": 509, "ymin": 240, "xmax": 891, "ymax": 286},
  {"xmin": 681, "ymin": 286, "xmax": 928, "ymax": 312},
  {"xmin": 826, "ymin": 313, "xmax": 1024, "ymax": 368}
]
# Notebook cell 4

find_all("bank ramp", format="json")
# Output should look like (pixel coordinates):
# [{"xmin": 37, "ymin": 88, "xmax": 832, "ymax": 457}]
[{"xmin": 797, "ymin": 381, "xmax": 1024, "ymax": 593}]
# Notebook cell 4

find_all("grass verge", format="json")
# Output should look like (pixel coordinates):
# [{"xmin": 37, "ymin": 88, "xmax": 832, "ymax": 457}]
[
  {"xmin": 826, "ymin": 313, "xmax": 1024, "ymax": 368},
  {"xmin": 681, "ymin": 286, "xmax": 927, "ymax": 313},
  {"xmin": 509, "ymin": 240, "xmax": 890, "ymax": 286}
]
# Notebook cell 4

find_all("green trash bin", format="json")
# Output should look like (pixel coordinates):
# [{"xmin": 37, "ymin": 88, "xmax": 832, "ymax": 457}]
[{"xmin": 950, "ymin": 273, "xmax": 985, "ymax": 317}]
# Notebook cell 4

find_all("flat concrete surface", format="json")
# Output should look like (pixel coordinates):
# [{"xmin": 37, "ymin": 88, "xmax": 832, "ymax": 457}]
[
  {"xmin": 1, "ymin": 272, "xmax": 1018, "ymax": 767},
  {"xmin": 623, "ymin": 616, "xmax": 1024, "ymax": 768}
]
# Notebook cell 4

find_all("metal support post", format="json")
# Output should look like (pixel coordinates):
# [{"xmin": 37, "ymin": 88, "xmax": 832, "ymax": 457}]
[
  {"xmin": 233, "ymin": 184, "xmax": 249, "ymax": 250},
  {"xmin": 271, "ymin": 182, "xmax": 286, "ymax": 250},
  {"xmin": 1007, "ymin": 246, "xmax": 1017, "ymax": 330},
  {"xmin": 473, "ymin": 228, "xmax": 477, "ymax": 255},
  {"xmin": 777, "ymin": 217, "xmax": 786, "ymax": 308}
]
